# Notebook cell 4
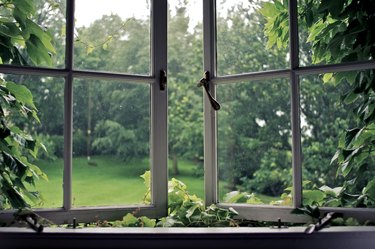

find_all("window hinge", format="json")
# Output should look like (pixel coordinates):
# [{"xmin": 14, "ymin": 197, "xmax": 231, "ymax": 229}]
[
  {"xmin": 160, "ymin": 70, "xmax": 167, "ymax": 91},
  {"xmin": 198, "ymin": 71, "xmax": 221, "ymax": 111}
]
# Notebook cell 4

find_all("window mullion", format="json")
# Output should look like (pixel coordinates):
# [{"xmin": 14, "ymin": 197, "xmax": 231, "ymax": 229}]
[
  {"xmin": 289, "ymin": 0, "xmax": 303, "ymax": 208},
  {"xmin": 150, "ymin": 0, "xmax": 168, "ymax": 217},
  {"xmin": 63, "ymin": 0, "xmax": 75, "ymax": 211},
  {"xmin": 203, "ymin": 0, "xmax": 218, "ymax": 206}
]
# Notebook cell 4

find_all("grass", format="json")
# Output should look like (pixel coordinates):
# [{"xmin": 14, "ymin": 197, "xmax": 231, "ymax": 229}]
[
  {"xmin": 30, "ymin": 156, "xmax": 278, "ymax": 208},
  {"xmin": 31, "ymin": 156, "xmax": 150, "ymax": 208}
]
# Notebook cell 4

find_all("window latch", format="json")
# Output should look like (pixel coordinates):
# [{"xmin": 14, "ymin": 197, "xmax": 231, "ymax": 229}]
[
  {"xmin": 160, "ymin": 70, "xmax": 167, "ymax": 91},
  {"xmin": 197, "ymin": 71, "xmax": 221, "ymax": 111},
  {"xmin": 304, "ymin": 212, "xmax": 343, "ymax": 234}
]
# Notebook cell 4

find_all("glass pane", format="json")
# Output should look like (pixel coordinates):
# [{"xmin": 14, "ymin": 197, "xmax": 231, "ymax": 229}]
[
  {"xmin": 73, "ymin": 79, "xmax": 150, "ymax": 207},
  {"xmin": 74, "ymin": 0, "xmax": 151, "ymax": 75},
  {"xmin": 1, "ymin": 74, "xmax": 64, "ymax": 209},
  {"xmin": 216, "ymin": 0, "xmax": 289, "ymax": 76},
  {"xmin": 217, "ymin": 79, "xmax": 292, "ymax": 206},
  {"xmin": 298, "ymin": 1, "xmax": 373, "ymax": 66},
  {"xmin": 0, "ymin": 0, "xmax": 66, "ymax": 68},
  {"xmin": 167, "ymin": 0, "xmax": 205, "ymax": 199},
  {"xmin": 301, "ymin": 70, "xmax": 375, "ymax": 208}
]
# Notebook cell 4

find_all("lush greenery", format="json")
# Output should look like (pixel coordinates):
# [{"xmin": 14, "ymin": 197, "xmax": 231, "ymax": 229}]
[
  {"xmin": 260, "ymin": 0, "xmax": 375, "ymax": 207},
  {"xmin": 0, "ymin": 0, "xmax": 54, "ymax": 209},
  {"xmin": 0, "ymin": 0, "xmax": 374, "ymax": 214}
]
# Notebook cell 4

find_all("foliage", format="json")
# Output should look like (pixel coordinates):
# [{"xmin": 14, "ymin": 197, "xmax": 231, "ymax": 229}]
[
  {"xmin": 141, "ymin": 171, "xmax": 239, "ymax": 227},
  {"xmin": 260, "ymin": 0, "xmax": 375, "ymax": 206},
  {"xmin": 167, "ymin": 2, "xmax": 204, "ymax": 175},
  {"xmin": 0, "ymin": 79, "xmax": 47, "ymax": 209},
  {"xmin": 0, "ymin": 0, "xmax": 56, "ymax": 66},
  {"xmin": 216, "ymin": 2, "xmax": 292, "ymax": 196},
  {"xmin": 0, "ymin": 0, "xmax": 55, "ymax": 209},
  {"xmin": 3, "ymin": 0, "xmax": 372, "ymax": 212},
  {"xmin": 112, "ymin": 212, "xmax": 156, "ymax": 228}
]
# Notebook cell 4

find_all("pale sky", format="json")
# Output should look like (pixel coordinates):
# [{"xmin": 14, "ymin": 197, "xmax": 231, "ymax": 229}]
[{"xmin": 74, "ymin": 0, "xmax": 203, "ymax": 28}]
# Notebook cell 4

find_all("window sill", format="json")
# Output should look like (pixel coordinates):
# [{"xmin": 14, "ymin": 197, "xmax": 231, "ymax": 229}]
[{"xmin": 1, "ymin": 226, "xmax": 374, "ymax": 249}]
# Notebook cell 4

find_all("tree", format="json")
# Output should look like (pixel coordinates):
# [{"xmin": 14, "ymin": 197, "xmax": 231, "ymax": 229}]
[
  {"xmin": 215, "ymin": 1, "xmax": 292, "ymax": 196},
  {"xmin": 168, "ymin": 1, "xmax": 204, "ymax": 175}
]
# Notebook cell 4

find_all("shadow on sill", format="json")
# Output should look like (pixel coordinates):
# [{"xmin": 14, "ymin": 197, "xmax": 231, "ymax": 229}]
[{"xmin": 0, "ymin": 226, "xmax": 375, "ymax": 249}]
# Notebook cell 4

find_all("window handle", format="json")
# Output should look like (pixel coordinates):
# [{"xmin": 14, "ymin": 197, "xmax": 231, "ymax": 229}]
[
  {"xmin": 304, "ymin": 212, "xmax": 343, "ymax": 234},
  {"xmin": 197, "ymin": 71, "xmax": 221, "ymax": 111},
  {"xmin": 160, "ymin": 70, "xmax": 167, "ymax": 91}
]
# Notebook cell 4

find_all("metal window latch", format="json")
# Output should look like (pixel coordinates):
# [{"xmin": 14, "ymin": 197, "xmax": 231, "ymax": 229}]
[
  {"xmin": 14, "ymin": 211, "xmax": 44, "ymax": 233},
  {"xmin": 197, "ymin": 71, "xmax": 221, "ymax": 111},
  {"xmin": 304, "ymin": 212, "xmax": 343, "ymax": 234},
  {"xmin": 160, "ymin": 70, "xmax": 167, "ymax": 91}
]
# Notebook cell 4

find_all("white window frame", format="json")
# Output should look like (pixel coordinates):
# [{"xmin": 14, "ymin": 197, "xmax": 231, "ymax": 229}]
[
  {"xmin": 0, "ymin": 0, "xmax": 168, "ymax": 224},
  {"xmin": 203, "ymin": 0, "xmax": 375, "ymax": 222},
  {"xmin": 0, "ymin": 0, "xmax": 374, "ymax": 226}
]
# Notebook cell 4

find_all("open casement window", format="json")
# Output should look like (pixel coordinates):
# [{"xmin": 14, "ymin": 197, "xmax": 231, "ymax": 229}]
[
  {"xmin": 1, "ymin": 0, "xmax": 375, "ymax": 226},
  {"xmin": 203, "ymin": 0, "xmax": 375, "ymax": 222},
  {"xmin": 0, "ymin": 0, "xmax": 168, "ymax": 224}
]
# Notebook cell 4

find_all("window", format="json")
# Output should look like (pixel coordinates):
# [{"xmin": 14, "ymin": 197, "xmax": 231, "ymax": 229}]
[
  {"xmin": 0, "ymin": 0, "xmax": 374, "ymax": 225},
  {"xmin": 204, "ymin": 0, "xmax": 375, "ymax": 222},
  {"xmin": 0, "ymin": 0, "xmax": 167, "ymax": 223}
]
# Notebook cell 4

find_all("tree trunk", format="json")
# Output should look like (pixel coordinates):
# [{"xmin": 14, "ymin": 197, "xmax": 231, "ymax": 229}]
[
  {"xmin": 86, "ymin": 83, "xmax": 92, "ymax": 161},
  {"xmin": 172, "ymin": 154, "xmax": 180, "ymax": 176}
]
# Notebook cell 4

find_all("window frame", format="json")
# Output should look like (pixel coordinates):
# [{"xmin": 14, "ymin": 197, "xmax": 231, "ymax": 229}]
[
  {"xmin": 0, "ymin": 0, "xmax": 374, "ymax": 226},
  {"xmin": 0, "ymin": 0, "xmax": 168, "ymax": 224},
  {"xmin": 203, "ymin": 0, "xmax": 375, "ymax": 222}
]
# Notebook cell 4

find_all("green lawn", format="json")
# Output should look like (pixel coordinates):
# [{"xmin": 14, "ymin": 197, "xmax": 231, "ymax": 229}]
[
  {"xmin": 31, "ymin": 156, "xmax": 150, "ymax": 208},
  {"xmin": 31, "ymin": 156, "xmax": 208, "ymax": 208},
  {"xmin": 30, "ymin": 156, "xmax": 277, "ymax": 208}
]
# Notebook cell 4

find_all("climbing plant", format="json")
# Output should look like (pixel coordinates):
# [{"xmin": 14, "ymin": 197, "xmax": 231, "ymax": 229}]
[
  {"xmin": 260, "ymin": 0, "xmax": 375, "ymax": 207},
  {"xmin": 0, "ymin": 0, "xmax": 55, "ymax": 209}
]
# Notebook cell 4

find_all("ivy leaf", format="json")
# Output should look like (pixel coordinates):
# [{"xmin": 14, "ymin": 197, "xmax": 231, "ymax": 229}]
[
  {"xmin": 139, "ymin": 216, "xmax": 156, "ymax": 227},
  {"xmin": 303, "ymin": 190, "xmax": 326, "ymax": 205},
  {"xmin": 223, "ymin": 191, "xmax": 248, "ymax": 203},
  {"xmin": 185, "ymin": 203, "xmax": 200, "ymax": 219},
  {"xmin": 319, "ymin": 185, "xmax": 343, "ymax": 197},
  {"xmin": 122, "ymin": 213, "xmax": 138, "ymax": 226}
]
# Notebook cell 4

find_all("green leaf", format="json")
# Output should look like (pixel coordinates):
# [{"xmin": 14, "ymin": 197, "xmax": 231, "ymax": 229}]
[
  {"xmin": 319, "ymin": 185, "xmax": 342, "ymax": 197},
  {"xmin": 344, "ymin": 128, "xmax": 361, "ymax": 147},
  {"xmin": 140, "ymin": 170, "xmax": 150, "ymax": 189},
  {"xmin": 26, "ymin": 35, "xmax": 53, "ymax": 65},
  {"xmin": 363, "ymin": 178, "xmax": 375, "ymax": 200},
  {"xmin": 0, "ymin": 23, "xmax": 21, "ymax": 38},
  {"xmin": 13, "ymin": 0, "xmax": 36, "ymax": 17},
  {"xmin": 322, "ymin": 73, "xmax": 333, "ymax": 84},
  {"xmin": 6, "ymin": 81, "xmax": 36, "ymax": 109},
  {"xmin": 223, "ymin": 191, "xmax": 247, "ymax": 203},
  {"xmin": 25, "ymin": 19, "xmax": 56, "ymax": 54},
  {"xmin": 139, "ymin": 216, "xmax": 156, "ymax": 227},
  {"xmin": 259, "ymin": 2, "xmax": 278, "ymax": 18},
  {"xmin": 340, "ymin": 160, "xmax": 352, "ymax": 177},
  {"xmin": 122, "ymin": 213, "xmax": 138, "ymax": 226},
  {"xmin": 186, "ymin": 204, "xmax": 200, "ymax": 219},
  {"xmin": 343, "ymin": 92, "xmax": 359, "ymax": 104},
  {"xmin": 303, "ymin": 190, "xmax": 326, "ymax": 205}
]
